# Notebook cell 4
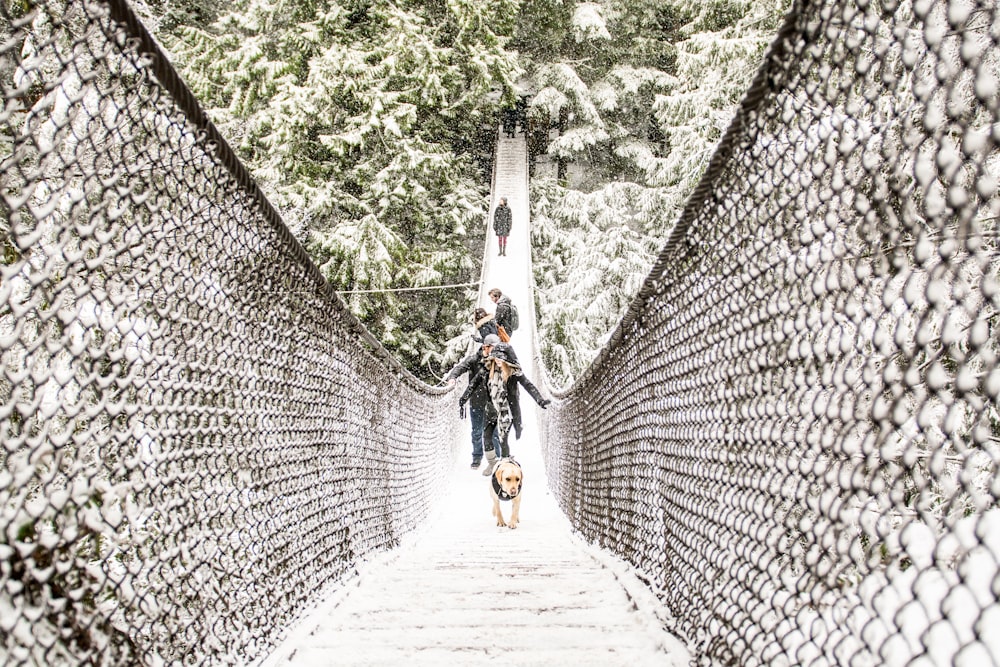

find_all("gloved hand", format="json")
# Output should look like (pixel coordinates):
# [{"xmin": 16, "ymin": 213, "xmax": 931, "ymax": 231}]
[
  {"xmin": 539, "ymin": 399, "xmax": 551, "ymax": 409},
  {"xmin": 459, "ymin": 402, "xmax": 467, "ymax": 419}
]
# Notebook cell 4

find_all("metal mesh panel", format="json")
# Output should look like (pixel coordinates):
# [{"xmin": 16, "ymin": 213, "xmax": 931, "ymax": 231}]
[
  {"xmin": 0, "ymin": 1, "xmax": 459, "ymax": 664},
  {"xmin": 542, "ymin": 0, "xmax": 1000, "ymax": 664}
]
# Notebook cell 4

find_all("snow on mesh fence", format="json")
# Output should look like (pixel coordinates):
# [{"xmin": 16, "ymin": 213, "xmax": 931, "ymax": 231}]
[
  {"xmin": 0, "ymin": 0, "xmax": 458, "ymax": 664},
  {"xmin": 542, "ymin": 0, "xmax": 1000, "ymax": 665}
]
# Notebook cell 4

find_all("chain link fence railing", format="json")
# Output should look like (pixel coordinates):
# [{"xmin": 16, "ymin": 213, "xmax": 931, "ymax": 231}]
[
  {"xmin": 5, "ymin": 0, "xmax": 1000, "ymax": 664},
  {"xmin": 0, "ymin": 0, "xmax": 460, "ymax": 664},
  {"xmin": 541, "ymin": 0, "xmax": 1000, "ymax": 664}
]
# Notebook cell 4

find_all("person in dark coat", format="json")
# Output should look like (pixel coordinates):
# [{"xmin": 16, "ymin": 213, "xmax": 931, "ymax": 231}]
[
  {"xmin": 459, "ymin": 335, "xmax": 549, "ymax": 474},
  {"xmin": 485, "ymin": 340, "xmax": 549, "ymax": 444},
  {"xmin": 502, "ymin": 105, "xmax": 517, "ymax": 138},
  {"xmin": 472, "ymin": 307, "xmax": 498, "ymax": 342},
  {"xmin": 493, "ymin": 197, "xmax": 512, "ymax": 256},
  {"xmin": 446, "ymin": 341, "xmax": 501, "ymax": 469},
  {"xmin": 515, "ymin": 96, "xmax": 528, "ymax": 133},
  {"xmin": 489, "ymin": 287, "xmax": 514, "ymax": 339}
]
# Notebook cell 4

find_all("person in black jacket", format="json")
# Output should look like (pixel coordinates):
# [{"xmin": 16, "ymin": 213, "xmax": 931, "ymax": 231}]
[
  {"xmin": 493, "ymin": 198, "xmax": 512, "ymax": 256},
  {"xmin": 459, "ymin": 335, "xmax": 550, "ymax": 474},
  {"xmin": 502, "ymin": 106, "xmax": 517, "ymax": 138},
  {"xmin": 489, "ymin": 287, "xmax": 514, "ymax": 339},
  {"xmin": 446, "ymin": 341, "xmax": 501, "ymax": 469}
]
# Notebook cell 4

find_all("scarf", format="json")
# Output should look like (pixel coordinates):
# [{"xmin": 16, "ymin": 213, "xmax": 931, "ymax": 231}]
[{"xmin": 487, "ymin": 361, "xmax": 515, "ymax": 441}]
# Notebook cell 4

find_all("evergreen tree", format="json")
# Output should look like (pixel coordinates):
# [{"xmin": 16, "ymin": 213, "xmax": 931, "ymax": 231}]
[
  {"xmin": 523, "ymin": 0, "xmax": 789, "ymax": 384},
  {"xmin": 162, "ymin": 0, "xmax": 521, "ymax": 380},
  {"xmin": 161, "ymin": 0, "xmax": 788, "ymax": 382}
]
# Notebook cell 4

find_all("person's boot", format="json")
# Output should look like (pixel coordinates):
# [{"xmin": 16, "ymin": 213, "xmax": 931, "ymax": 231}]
[{"xmin": 482, "ymin": 449, "xmax": 497, "ymax": 476}]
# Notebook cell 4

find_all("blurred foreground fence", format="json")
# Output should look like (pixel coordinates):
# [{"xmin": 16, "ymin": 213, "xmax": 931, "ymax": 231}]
[
  {"xmin": 0, "ymin": 0, "xmax": 457, "ymax": 664},
  {"xmin": 542, "ymin": 0, "xmax": 1000, "ymax": 665}
]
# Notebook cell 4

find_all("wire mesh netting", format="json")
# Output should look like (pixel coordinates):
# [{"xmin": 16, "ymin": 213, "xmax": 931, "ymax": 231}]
[
  {"xmin": 541, "ymin": 0, "xmax": 1000, "ymax": 665},
  {"xmin": 0, "ymin": 0, "xmax": 459, "ymax": 664},
  {"xmin": 4, "ymin": 0, "xmax": 1000, "ymax": 664}
]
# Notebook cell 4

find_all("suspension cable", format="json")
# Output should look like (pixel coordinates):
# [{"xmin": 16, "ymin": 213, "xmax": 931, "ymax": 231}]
[{"xmin": 336, "ymin": 281, "xmax": 481, "ymax": 294}]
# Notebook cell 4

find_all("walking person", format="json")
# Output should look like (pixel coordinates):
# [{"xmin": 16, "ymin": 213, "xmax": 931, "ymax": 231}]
[
  {"xmin": 485, "ymin": 338, "xmax": 550, "ymax": 445},
  {"xmin": 446, "ymin": 341, "xmax": 501, "ymax": 469},
  {"xmin": 515, "ymin": 96, "xmax": 528, "ymax": 134},
  {"xmin": 459, "ymin": 335, "xmax": 549, "ymax": 474},
  {"xmin": 488, "ymin": 287, "xmax": 517, "ymax": 341},
  {"xmin": 473, "ymin": 307, "xmax": 498, "ymax": 342},
  {"xmin": 493, "ymin": 197, "xmax": 512, "ymax": 256},
  {"xmin": 502, "ymin": 106, "xmax": 517, "ymax": 138}
]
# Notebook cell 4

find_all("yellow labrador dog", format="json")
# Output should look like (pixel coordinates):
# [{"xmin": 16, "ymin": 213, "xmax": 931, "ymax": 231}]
[{"xmin": 490, "ymin": 458, "xmax": 523, "ymax": 529}]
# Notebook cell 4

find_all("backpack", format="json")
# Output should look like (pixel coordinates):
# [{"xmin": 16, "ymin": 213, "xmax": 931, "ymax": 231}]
[{"xmin": 509, "ymin": 302, "xmax": 519, "ymax": 331}]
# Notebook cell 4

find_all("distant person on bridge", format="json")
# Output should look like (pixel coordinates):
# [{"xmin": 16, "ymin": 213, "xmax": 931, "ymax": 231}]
[
  {"xmin": 489, "ymin": 287, "xmax": 517, "ymax": 341},
  {"xmin": 516, "ymin": 96, "xmax": 528, "ymax": 133},
  {"xmin": 446, "ymin": 341, "xmax": 501, "ymax": 469},
  {"xmin": 459, "ymin": 335, "xmax": 550, "ymax": 475},
  {"xmin": 493, "ymin": 198, "xmax": 512, "ymax": 256},
  {"xmin": 502, "ymin": 105, "xmax": 517, "ymax": 138}
]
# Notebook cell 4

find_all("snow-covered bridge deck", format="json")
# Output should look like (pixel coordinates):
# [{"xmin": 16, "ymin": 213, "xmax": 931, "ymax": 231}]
[{"xmin": 262, "ymin": 449, "xmax": 690, "ymax": 667}]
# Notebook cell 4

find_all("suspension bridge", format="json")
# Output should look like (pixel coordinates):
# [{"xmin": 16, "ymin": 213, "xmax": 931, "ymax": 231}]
[
  {"xmin": 2, "ymin": 1, "xmax": 999, "ymax": 666},
  {"xmin": 260, "ymin": 134, "xmax": 691, "ymax": 666}
]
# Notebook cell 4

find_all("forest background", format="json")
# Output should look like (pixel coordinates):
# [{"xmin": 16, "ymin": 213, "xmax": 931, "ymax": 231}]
[{"xmin": 140, "ymin": 0, "xmax": 791, "ymax": 386}]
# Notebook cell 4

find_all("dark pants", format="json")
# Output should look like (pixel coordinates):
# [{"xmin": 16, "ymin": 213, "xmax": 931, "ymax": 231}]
[
  {"xmin": 470, "ymin": 404, "xmax": 500, "ymax": 461},
  {"xmin": 483, "ymin": 418, "xmax": 510, "ymax": 458}
]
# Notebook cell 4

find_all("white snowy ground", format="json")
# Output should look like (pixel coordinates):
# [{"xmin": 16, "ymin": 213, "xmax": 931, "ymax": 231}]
[
  {"xmin": 259, "ymin": 435, "xmax": 691, "ymax": 666},
  {"xmin": 258, "ymin": 134, "xmax": 692, "ymax": 666}
]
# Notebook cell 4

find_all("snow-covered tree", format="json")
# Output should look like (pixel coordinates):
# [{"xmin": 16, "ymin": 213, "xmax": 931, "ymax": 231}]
[
  {"xmin": 163, "ymin": 0, "xmax": 522, "ymax": 379},
  {"xmin": 159, "ymin": 0, "xmax": 789, "ymax": 381},
  {"xmin": 523, "ymin": 0, "xmax": 790, "ymax": 384},
  {"xmin": 531, "ymin": 179, "xmax": 662, "ymax": 385}
]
